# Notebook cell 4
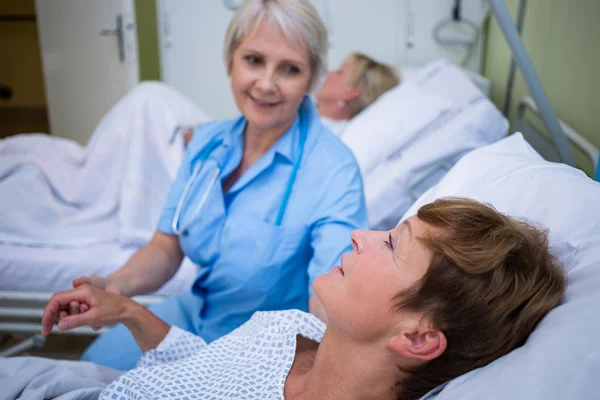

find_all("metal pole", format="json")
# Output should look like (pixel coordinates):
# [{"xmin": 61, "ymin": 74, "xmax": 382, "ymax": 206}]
[
  {"xmin": 502, "ymin": 0, "xmax": 527, "ymax": 116},
  {"xmin": 489, "ymin": 0, "xmax": 575, "ymax": 166},
  {"xmin": 0, "ymin": 334, "xmax": 46, "ymax": 357}
]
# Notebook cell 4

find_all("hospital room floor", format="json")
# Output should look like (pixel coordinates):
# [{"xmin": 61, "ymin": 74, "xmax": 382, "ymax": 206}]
[{"xmin": 1, "ymin": 334, "xmax": 94, "ymax": 360}]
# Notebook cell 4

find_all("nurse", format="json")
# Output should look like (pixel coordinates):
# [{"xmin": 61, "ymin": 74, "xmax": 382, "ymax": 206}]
[{"xmin": 74, "ymin": 0, "xmax": 368, "ymax": 370}]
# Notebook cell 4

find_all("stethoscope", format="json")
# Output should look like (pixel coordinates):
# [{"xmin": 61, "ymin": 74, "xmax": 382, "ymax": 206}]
[{"xmin": 172, "ymin": 121, "xmax": 307, "ymax": 236}]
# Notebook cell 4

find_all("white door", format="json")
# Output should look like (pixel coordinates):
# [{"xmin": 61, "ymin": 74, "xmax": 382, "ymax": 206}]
[
  {"xmin": 158, "ymin": 0, "xmax": 237, "ymax": 120},
  {"xmin": 35, "ymin": 0, "xmax": 139, "ymax": 145}
]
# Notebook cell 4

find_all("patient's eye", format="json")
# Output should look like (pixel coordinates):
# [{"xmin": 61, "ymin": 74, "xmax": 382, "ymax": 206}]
[
  {"xmin": 244, "ymin": 55, "xmax": 262, "ymax": 65},
  {"xmin": 384, "ymin": 232, "xmax": 393, "ymax": 250}
]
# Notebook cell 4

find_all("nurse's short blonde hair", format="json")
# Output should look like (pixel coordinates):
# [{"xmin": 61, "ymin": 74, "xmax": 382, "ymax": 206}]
[
  {"xmin": 345, "ymin": 52, "xmax": 400, "ymax": 117},
  {"xmin": 224, "ymin": 0, "xmax": 328, "ymax": 92}
]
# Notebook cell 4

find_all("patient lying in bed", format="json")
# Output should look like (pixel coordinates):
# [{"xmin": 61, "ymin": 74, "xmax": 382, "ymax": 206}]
[
  {"xmin": 315, "ymin": 52, "xmax": 400, "ymax": 137},
  {"xmin": 7, "ymin": 198, "xmax": 564, "ymax": 400}
]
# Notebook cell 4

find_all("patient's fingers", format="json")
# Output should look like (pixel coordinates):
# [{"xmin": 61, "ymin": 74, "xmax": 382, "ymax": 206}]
[
  {"xmin": 42, "ymin": 286, "xmax": 94, "ymax": 335},
  {"xmin": 70, "ymin": 301, "xmax": 80, "ymax": 315},
  {"xmin": 57, "ymin": 310, "xmax": 99, "ymax": 331},
  {"xmin": 58, "ymin": 310, "xmax": 68, "ymax": 321},
  {"xmin": 80, "ymin": 303, "xmax": 90, "ymax": 313}
]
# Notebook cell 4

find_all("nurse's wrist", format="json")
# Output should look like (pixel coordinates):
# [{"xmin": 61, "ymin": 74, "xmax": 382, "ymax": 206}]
[{"xmin": 105, "ymin": 275, "xmax": 130, "ymax": 297}]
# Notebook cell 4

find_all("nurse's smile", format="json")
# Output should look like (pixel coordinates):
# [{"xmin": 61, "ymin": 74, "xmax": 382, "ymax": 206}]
[{"xmin": 248, "ymin": 93, "xmax": 282, "ymax": 109}]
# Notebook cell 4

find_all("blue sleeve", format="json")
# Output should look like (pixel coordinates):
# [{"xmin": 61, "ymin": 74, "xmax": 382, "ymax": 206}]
[
  {"xmin": 157, "ymin": 122, "xmax": 220, "ymax": 234},
  {"xmin": 306, "ymin": 161, "xmax": 368, "ymax": 295}
]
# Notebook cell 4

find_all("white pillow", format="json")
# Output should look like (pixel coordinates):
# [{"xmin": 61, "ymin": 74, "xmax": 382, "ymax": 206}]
[
  {"xmin": 411, "ymin": 59, "xmax": 484, "ymax": 107},
  {"xmin": 401, "ymin": 133, "xmax": 600, "ymax": 399},
  {"xmin": 341, "ymin": 81, "xmax": 453, "ymax": 176},
  {"xmin": 365, "ymin": 97, "xmax": 508, "ymax": 230}
]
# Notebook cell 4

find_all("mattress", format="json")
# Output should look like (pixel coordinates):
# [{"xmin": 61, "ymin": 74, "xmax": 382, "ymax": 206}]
[{"xmin": 0, "ymin": 243, "xmax": 198, "ymax": 296}]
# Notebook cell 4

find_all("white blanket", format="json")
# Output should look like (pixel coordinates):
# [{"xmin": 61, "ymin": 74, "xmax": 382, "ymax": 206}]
[
  {"xmin": 0, "ymin": 82, "xmax": 209, "ymax": 248},
  {"xmin": 0, "ymin": 357, "xmax": 120, "ymax": 400}
]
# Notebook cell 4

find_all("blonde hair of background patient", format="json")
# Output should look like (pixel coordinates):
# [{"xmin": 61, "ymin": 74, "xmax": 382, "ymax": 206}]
[
  {"xmin": 223, "ymin": 0, "xmax": 328, "ymax": 92},
  {"xmin": 344, "ymin": 52, "xmax": 400, "ymax": 117}
]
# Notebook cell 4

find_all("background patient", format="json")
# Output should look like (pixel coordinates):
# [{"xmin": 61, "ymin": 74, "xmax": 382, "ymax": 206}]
[
  {"xmin": 42, "ymin": 198, "xmax": 565, "ymax": 400},
  {"xmin": 316, "ymin": 52, "xmax": 400, "ymax": 136}
]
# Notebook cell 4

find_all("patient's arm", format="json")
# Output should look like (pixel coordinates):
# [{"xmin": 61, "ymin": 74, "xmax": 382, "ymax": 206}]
[
  {"xmin": 42, "ymin": 285, "xmax": 170, "ymax": 352},
  {"xmin": 137, "ymin": 325, "xmax": 207, "ymax": 368},
  {"xmin": 74, "ymin": 231, "xmax": 183, "ymax": 298}
]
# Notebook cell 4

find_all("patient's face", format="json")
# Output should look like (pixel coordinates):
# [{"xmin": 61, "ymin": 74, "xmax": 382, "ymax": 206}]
[
  {"xmin": 313, "ymin": 216, "xmax": 433, "ymax": 340},
  {"xmin": 229, "ymin": 20, "xmax": 312, "ymax": 133},
  {"xmin": 315, "ymin": 60, "xmax": 356, "ymax": 103}
]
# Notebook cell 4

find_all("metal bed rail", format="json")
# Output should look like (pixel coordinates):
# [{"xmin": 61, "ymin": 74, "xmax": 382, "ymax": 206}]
[{"xmin": 515, "ymin": 96, "xmax": 599, "ymax": 172}]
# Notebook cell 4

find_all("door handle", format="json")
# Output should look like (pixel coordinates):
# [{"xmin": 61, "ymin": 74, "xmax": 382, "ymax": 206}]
[{"xmin": 100, "ymin": 14, "xmax": 125, "ymax": 63}]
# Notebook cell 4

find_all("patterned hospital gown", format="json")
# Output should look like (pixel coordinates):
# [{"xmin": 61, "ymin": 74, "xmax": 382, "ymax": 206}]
[{"xmin": 99, "ymin": 310, "xmax": 326, "ymax": 399}]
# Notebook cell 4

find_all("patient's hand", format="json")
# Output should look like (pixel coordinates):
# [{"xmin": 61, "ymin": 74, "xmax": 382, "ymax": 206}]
[
  {"xmin": 41, "ymin": 284, "xmax": 132, "ymax": 335},
  {"xmin": 69, "ymin": 276, "xmax": 124, "ymax": 316}
]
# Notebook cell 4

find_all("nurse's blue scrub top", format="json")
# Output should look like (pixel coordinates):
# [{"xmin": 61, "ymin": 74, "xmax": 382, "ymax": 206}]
[{"xmin": 157, "ymin": 97, "xmax": 368, "ymax": 342}]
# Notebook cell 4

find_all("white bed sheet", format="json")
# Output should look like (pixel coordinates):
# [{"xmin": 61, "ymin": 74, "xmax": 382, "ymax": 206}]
[
  {"xmin": 0, "ymin": 82, "xmax": 206, "ymax": 296},
  {"xmin": 0, "ymin": 243, "xmax": 197, "ymax": 296}
]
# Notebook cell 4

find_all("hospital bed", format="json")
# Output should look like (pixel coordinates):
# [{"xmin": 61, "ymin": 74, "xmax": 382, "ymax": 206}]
[
  {"xmin": 404, "ymin": 133, "xmax": 600, "ymax": 399},
  {"xmin": 0, "ymin": 83, "xmax": 206, "ymax": 356},
  {"xmin": 419, "ymin": 4, "xmax": 600, "ymax": 396},
  {"xmin": 515, "ymin": 95, "xmax": 599, "ymax": 175}
]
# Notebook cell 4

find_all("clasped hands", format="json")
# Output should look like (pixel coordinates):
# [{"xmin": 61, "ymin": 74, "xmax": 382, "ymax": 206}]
[{"xmin": 41, "ymin": 277, "xmax": 130, "ymax": 336}]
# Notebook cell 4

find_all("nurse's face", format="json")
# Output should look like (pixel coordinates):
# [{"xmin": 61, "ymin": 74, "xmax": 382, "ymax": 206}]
[
  {"xmin": 229, "ymin": 21, "xmax": 312, "ymax": 133},
  {"xmin": 313, "ymin": 216, "xmax": 433, "ymax": 341}
]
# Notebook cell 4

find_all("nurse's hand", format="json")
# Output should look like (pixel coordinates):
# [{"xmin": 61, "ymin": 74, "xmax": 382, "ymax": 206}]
[
  {"xmin": 41, "ymin": 284, "xmax": 132, "ymax": 335},
  {"xmin": 69, "ymin": 276, "xmax": 124, "ymax": 318},
  {"xmin": 72, "ymin": 276, "xmax": 123, "ymax": 295}
]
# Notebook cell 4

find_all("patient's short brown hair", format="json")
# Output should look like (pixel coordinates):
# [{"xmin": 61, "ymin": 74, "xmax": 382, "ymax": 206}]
[{"xmin": 395, "ymin": 198, "xmax": 566, "ymax": 400}]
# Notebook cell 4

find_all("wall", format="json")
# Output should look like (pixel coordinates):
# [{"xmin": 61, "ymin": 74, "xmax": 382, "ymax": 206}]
[
  {"xmin": 483, "ymin": 0, "xmax": 600, "ymax": 176},
  {"xmin": 135, "ymin": 0, "xmax": 161, "ymax": 81}
]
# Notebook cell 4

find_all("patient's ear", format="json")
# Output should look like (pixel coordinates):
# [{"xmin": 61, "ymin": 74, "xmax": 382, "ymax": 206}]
[
  {"xmin": 342, "ymin": 86, "xmax": 360, "ymax": 102},
  {"xmin": 388, "ymin": 327, "xmax": 447, "ymax": 362}
]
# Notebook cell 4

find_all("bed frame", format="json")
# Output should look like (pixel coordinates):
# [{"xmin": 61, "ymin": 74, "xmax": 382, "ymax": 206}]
[{"xmin": 515, "ymin": 96, "xmax": 599, "ymax": 173}]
